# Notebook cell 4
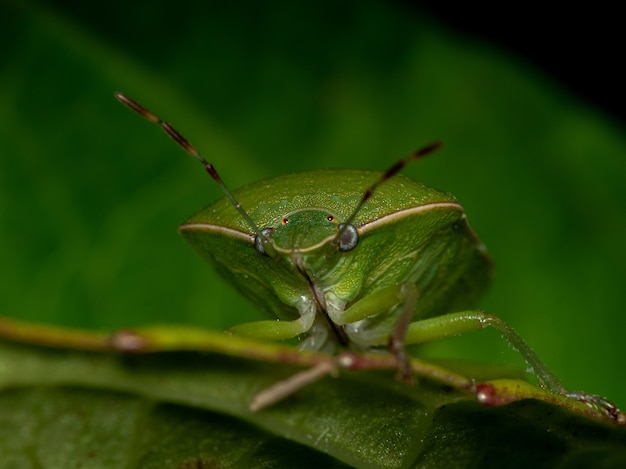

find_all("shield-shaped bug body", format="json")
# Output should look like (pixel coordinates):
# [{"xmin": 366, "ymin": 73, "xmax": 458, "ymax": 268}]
[
  {"xmin": 179, "ymin": 169, "xmax": 490, "ymax": 355},
  {"xmin": 115, "ymin": 92, "xmax": 621, "ymax": 418}
]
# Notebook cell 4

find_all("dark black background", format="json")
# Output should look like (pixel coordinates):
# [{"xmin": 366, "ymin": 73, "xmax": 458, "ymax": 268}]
[{"xmin": 399, "ymin": 1, "xmax": 624, "ymax": 124}]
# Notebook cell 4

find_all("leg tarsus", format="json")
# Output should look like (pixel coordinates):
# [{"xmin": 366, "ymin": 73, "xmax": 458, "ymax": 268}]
[{"xmin": 566, "ymin": 391, "xmax": 623, "ymax": 422}]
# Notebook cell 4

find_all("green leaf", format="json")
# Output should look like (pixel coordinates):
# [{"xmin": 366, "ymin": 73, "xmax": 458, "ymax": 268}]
[
  {"xmin": 1, "ymin": 0, "xmax": 626, "ymax": 466},
  {"xmin": 0, "ymin": 322, "xmax": 625, "ymax": 468}
]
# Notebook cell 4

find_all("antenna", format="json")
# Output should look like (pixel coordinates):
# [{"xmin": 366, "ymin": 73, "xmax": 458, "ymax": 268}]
[
  {"xmin": 114, "ymin": 92, "xmax": 275, "ymax": 256},
  {"xmin": 333, "ymin": 141, "xmax": 442, "ymax": 246}
]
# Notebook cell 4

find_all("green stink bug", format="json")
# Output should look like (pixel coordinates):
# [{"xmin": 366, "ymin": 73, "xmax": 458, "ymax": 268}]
[{"xmin": 115, "ymin": 92, "xmax": 620, "ymax": 417}]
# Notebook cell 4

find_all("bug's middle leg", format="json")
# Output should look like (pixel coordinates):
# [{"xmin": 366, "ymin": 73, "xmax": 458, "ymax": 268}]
[{"xmin": 332, "ymin": 282, "xmax": 418, "ymax": 381}]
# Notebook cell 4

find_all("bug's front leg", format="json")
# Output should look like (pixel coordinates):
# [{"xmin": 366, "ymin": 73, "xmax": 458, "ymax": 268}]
[
  {"xmin": 228, "ymin": 318, "xmax": 309, "ymax": 341},
  {"xmin": 228, "ymin": 300, "xmax": 316, "ymax": 341}
]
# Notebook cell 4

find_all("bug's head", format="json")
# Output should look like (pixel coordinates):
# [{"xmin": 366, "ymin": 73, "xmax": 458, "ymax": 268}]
[
  {"xmin": 249, "ymin": 141, "xmax": 445, "ymax": 260},
  {"xmin": 254, "ymin": 209, "xmax": 359, "ymax": 257}
]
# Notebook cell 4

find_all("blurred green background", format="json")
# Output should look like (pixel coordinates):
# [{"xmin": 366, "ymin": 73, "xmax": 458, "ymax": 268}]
[{"xmin": 1, "ymin": 0, "xmax": 624, "ymax": 407}]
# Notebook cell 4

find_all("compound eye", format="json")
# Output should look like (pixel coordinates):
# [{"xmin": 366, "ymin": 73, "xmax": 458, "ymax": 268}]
[
  {"xmin": 254, "ymin": 227, "xmax": 275, "ymax": 257},
  {"xmin": 337, "ymin": 223, "xmax": 359, "ymax": 252}
]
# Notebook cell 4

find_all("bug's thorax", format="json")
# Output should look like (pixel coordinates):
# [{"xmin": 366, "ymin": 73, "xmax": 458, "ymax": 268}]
[
  {"xmin": 286, "ymin": 242, "xmax": 353, "ymax": 349},
  {"xmin": 255, "ymin": 209, "xmax": 358, "ymax": 349}
]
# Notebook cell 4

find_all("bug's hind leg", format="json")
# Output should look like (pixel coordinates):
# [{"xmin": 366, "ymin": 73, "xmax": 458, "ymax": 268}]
[{"xmin": 404, "ymin": 310, "xmax": 566, "ymax": 393}]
